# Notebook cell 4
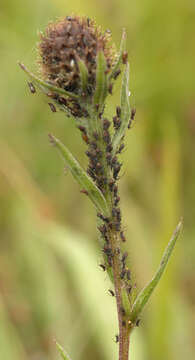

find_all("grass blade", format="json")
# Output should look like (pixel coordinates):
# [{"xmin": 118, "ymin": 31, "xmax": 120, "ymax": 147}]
[
  {"xmin": 56, "ymin": 342, "xmax": 72, "ymax": 360},
  {"xmin": 49, "ymin": 134, "xmax": 109, "ymax": 217},
  {"xmin": 130, "ymin": 220, "xmax": 183, "ymax": 323}
]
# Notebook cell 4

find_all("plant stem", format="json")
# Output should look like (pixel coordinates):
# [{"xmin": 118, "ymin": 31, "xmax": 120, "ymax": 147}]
[{"xmin": 86, "ymin": 105, "xmax": 131, "ymax": 359}]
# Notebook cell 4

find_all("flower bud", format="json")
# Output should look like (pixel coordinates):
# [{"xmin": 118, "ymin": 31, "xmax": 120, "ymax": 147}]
[{"xmin": 38, "ymin": 16, "xmax": 116, "ymax": 115}]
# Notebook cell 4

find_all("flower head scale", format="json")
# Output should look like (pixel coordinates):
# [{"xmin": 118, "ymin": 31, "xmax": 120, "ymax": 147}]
[{"xmin": 39, "ymin": 16, "xmax": 115, "ymax": 98}]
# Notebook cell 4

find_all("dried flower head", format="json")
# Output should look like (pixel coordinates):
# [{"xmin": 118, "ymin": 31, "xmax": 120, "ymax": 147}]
[{"xmin": 38, "ymin": 16, "xmax": 115, "ymax": 97}]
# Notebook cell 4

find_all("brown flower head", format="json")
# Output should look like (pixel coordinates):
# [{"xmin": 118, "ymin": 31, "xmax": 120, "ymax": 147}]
[{"xmin": 39, "ymin": 16, "xmax": 115, "ymax": 98}]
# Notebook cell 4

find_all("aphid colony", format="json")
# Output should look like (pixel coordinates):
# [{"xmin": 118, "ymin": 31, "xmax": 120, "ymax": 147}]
[{"xmin": 77, "ymin": 103, "xmax": 134, "ymax": 311}]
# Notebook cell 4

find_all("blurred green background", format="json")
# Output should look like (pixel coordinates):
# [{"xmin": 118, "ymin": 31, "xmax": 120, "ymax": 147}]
[{"xmin": 0, "ymin": 0, "xmax": 195, "ymax": 359}]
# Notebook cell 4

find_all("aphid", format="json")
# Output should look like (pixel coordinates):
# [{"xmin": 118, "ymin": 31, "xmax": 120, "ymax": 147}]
[
  {"xmin": 122, "ymin": 320, "xmax": 126, "ymax": 327},
  {"xmin": 120, "ymin": 231, "xmax": 126, "ymax": 242},
  {"xmin": 127, "ymin": 285, "xmax": 132, "ymax": 294},
  {"xmin": 114, "ymin": 222, "xmax": 121, "ymax": 232},
  {"xmin": 115, "ymin": 335, "xmax": 119, "ymax": 343},
  {"xmin": 103, "ymin": 246, "xmax": 113, "ymax": 256},
  {"xmin": 66, "ymin": 16, "xmax": 73, "ymax": 21},
  {"xmin": 58, "ymin": 97, "xmax": 67, "ymax": 105},
  {"xmin": 103, "ymin": 119, "xmax": 110, "ymax": 130},
  {"xmin": 78, "ymin": 125, "xmax": 86, "ymax": 133},
  {"xmin": 108, "ymin": 289, "xmax": 115, "ymax": 297},
  {"xmin": 113, "ymin": 69, "xmax": 121, "ymax": 80},
  {"xmin": 48, "ymin": 102, "xmax": 56, "ymax": 112},
  {"xmin": 113, "ymin": 116, "xmax": 121, "ymax": 130},
  {"xmin": 99, "ymin": 264, "xmax": 106, "ymax": 271},
  {"xmin": 97, "ymin": 213, "xmax": 109, "ymax": 223},
  {"xmin": 112, "ymin": 208, "xmax": 117, "ymax": 218},
  {"xmin": 122, "ymin": 51, "xmax": 128, "ymax": 64},
  {"xmin": 108, "ymin": 83, "xmax": 113, "ymax": 94},
  {"xmin": 116, "ymin": 106, "xmax": 121, "ymax": 117},
  {"xmin": 136, "ymin": 319, "xmax": 141, "ymax": 327},
  {"xmin": 96, "ymin": 162, "xmax": 102, "ymax": 171},
  {"xmin": 128, "ymin": 108, "xmax": 136, "ymax": 129},
  {"xmin": 106, "ymin": 144, "xmax": 113, "ymax": 152},
  {"xmin": 120, "ymin": 269, "xmax": 126, "ymax": 279},
  {"xmin": 113, "ymin": 184, "xmax": 118, "ymax": 196},
  {"xmin": 114, "ymin": 196, "xmax": 120, "ymax": 206},
  {"xmin": 108, "ymin": 179, "xmax": 115, "ymax": 191},
  {"xmin": 82, "ymin": 133, "xmax": 89, "ymax": 144},
  {"xmin": 117, "ymin": 143, "xmax": 125, "ymax": 154},
  {"xmin": 80, "ymin": 189, "xmax": 88, "ymax": 195},
  {"xmin": 108, "ymin": 221, "xmax": 113, "ymax": 230},
  {"xmin": 122, "ymin": 252, "xmax": 128, "ymax": 262},
  {"xmin": 120, "ymin": 306, "xmax": 126, "ymax": 316},
  {"xmin": 87, "ymin": 167, "xmax": 96, "ymax": 180},
  {"xmin": 106, "ymin": 152, "xmax": 112, "ymax": 165},
  {"xmin": 111, "ymin": 156, "xmax": 118, "ymax": 167},
  {"xmin": 126, "ymin": 269, "xmax": 131, "ymax": 281},
  {"xmin": 27, "ymin": 82, "xmax": 36, "ymax": 94},
  {"xmin": 90, "ymin": 141, "xmax": 98, "ymax": 149},
  {"xmin": 113, "ymin": 163, "xmax": 121, "ymax": 179},
  {"xmin": 131, "ymin": 108, "xmax": 136, "ymax": 120},
  {"xmin": 93, "ymin": 131, "xmax": 99, "ymax": 140},
  {"xmin": 98, "ymin": 224, "xmax": 107, "ymax": 235},
  {"xmin": 103, "ymin": 130, "xmax": 110, "ymax": 144}
]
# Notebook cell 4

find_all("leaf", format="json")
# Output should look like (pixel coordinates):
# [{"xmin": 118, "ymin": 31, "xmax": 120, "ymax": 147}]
[
  {"xmin": 18, "ymin": 62, "xmax": 79, "ymax": 99},
  {"xmin": 77, "ymin": 58, "xmax": 88, "ymax": 92},
  {"xmin": 93, "ymin": 51, "xmax": 108, "ymax": 108},
  {"xmin": 109, "ymin": 29, "xmax": 126, "ymax": 81},
  {"xmin": 49, "ymin": 134, "xmax": 109, "ymax": 217},
  {"xmin": 130, "ymin": 220, "xmax": 183, "ymax": 323},
  {"xmin": 112, "ymin": 62, "xmax": 131, "ymax": 154},
  {"xmin": 56, "ymin": 342, "xmax": 72, "ymax": 360}
]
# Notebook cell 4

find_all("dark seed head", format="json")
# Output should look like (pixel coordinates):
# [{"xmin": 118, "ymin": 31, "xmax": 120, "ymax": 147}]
[{"xmin": 38, "ymin": 16, "xmax": 116, "ymax": 115}]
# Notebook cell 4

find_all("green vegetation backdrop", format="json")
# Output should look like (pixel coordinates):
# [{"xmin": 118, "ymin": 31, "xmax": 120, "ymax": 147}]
[{"xmin": 0, "ymin": 0, "xmax": 194, "ymax": 359}]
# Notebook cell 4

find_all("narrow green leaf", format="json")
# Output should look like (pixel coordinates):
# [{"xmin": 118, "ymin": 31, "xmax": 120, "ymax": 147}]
[
  {"xmin": 130, "ymin": 220, "xmax": 183, "ymax": 323},
  {"xmin": 18, "ymin": 62, "xmax": 79, "ymax": 99},
  {"xmin": 56, "ymin": 342, "xmax": 72, "ymax": 360},
  {"xmin": 77, "ymin": 58, "xmax": 88, "ymax": 92},
  {"xmin": 112, "ymin": 62, "xmax": 131, "ymax": 154},
  {"xmin": 121, "ymin": 288, "xmax": 131, "ymax": 316},
  {"xmin": 109, "ymin": 29, "xmax": 126, "ymax": 81},
  {"xmin": 93, "ymin": 51, "xmax": 108, "ymax": 108},
  {"xmin": 49, "ymin": 134, "xmax": 109, "ymax": 217}
]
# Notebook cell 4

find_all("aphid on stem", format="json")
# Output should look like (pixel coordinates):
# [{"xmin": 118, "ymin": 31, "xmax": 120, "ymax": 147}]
[{"xmin": 27, "ymin": 82, "xmax": 36, "ymax": 94}]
